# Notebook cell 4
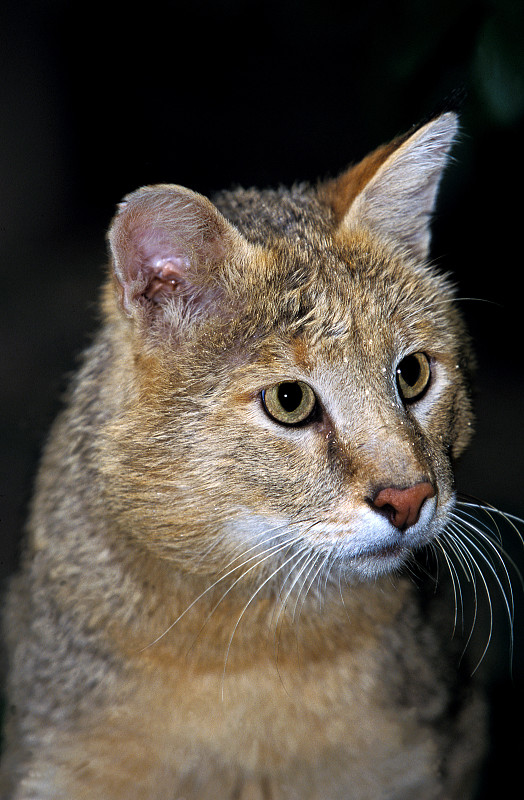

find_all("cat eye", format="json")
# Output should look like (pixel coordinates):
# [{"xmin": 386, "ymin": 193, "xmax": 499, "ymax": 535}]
[
  {"xmin": 261, "ymin": 381, "xmax": 317, "ymax": 426},
  {"xmin": 396, "ymin": 352, "xmax": 431, "ymax": 403}
]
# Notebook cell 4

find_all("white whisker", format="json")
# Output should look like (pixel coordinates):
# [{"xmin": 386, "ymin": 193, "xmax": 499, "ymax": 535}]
[
  {"xmin": 294, "ymin": 550, "xmax": 333, "ymax": 624},
  {"xmin": 187, "ymin": 538, "xmax": 302, "ymax": 657},
  {"xmin": 456, "ymin": 500, "xmax": 524, "ymax": 543},
  {"xmin": 271, "ymin": 547, "xmax": 321, "ymax": 667},
  {"xmin": 452, "ymin": 524, "xmax": 513, "ymax": 627},
  {"xmin": 435, "ymin": 498, "xmax": 524, "ymax": 674},
  {"xmin": 221, "ymin": 546, "xmax": 312, "ymax": 698},
  {"xmin": 457, "ymin": 501, "xmax": 524, "ymax": 544},
  {"xmin": 141, "ymin": 522, "xmax": 298, "ymax": 650},
  {"xmin": 441, "ymin": 527, "xmax": 484, "ymax": 665},
  {"xmin": 291, "ymin": 550, "xmax": 326, "ymax": 623},
  {"xmin": 452, "ymin": 511, "xmax": 517, "ymax": 622},
  {"xmin": 434, "ymin": 538, "xmax": 465, "ymax": 637},
  {"xmin": 271, "ymin": 544, "xmax": 318, "ymax": 632}
]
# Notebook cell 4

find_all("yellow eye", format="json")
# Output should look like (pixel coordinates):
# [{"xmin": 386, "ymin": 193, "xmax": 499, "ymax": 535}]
[
  {"xmin": 262, "ymin": 381, "xmax": 317, "ymax": 426},
  {"xmin": 396, "ymin": 352, "xmax": 431, "ymax": 402}
]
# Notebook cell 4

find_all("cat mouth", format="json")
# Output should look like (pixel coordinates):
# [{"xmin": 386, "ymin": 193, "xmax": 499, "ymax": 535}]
[
  {"xmin": 349, "ymin": 539, "xmax": 414, "ymax": 573},
  {"xmin": 358, "ymin": 541, "xmax": 405, "ymax": 560}
]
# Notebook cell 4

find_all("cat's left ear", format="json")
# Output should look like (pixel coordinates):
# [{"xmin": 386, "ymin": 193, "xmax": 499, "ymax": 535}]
[
  {"xmin": 108, "ymin": 184, "xmax": 252, "ymax": 321},
  {"xmin": 323, "ymin": 113, "xmax": 459, "ymax": 261}
]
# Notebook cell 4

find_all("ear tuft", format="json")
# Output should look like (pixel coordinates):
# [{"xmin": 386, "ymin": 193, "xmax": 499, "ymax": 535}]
[
  {"xmin": 323, "ymin": 112, "xmax": 459, "ymax": 261},
  {"xmin": 108, "ymin": 185, "xmax": 240, "ymax": 317}
]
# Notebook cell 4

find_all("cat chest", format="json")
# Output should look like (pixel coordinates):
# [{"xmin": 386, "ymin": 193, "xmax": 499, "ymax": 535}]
[{"xmin": 106, "ymin": 650, "xmax": 444, "ymax": 792}]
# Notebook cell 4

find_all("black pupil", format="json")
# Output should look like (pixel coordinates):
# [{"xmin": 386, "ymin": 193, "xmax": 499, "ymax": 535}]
[
  {"xmin": 399, "ymin": 355, "xmax": 420, "ymax": 387},
  {"xmin": 277, "ymin": 382, "xmax": 303, "ymax": 412}
]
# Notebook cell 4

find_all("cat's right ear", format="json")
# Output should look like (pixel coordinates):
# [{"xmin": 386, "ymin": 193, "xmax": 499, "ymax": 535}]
[
  {"xmin": 322, "ymin": 112, "xmax": 459, "ymax": 261},
  {"xmin": 108, "ymin": 184, "xmax": 250, "ymax": 320}
]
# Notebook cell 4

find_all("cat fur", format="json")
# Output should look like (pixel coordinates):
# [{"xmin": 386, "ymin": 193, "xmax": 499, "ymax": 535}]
[{"xmin": 0, "ymin": 113, "xmax": 485, "ymax": 799}]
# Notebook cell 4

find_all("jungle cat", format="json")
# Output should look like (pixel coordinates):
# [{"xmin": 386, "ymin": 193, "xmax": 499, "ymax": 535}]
[{"xmin": 1, "ymin": 112, "xmax": 491, "ymax": 799}]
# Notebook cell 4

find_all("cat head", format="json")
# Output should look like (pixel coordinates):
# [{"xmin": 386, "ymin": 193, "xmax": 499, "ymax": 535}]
[{"xmin": 103, "ymin": 112, "xmax": 473, "ymax": 581}]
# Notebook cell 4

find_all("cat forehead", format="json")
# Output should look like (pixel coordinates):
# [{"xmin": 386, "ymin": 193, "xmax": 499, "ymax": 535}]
[
  {"xmin": 213, "ymin": 185, "xmax": 332, "ymax": 245},
  {"xmin": 229, "ymin": 230, "xmax": 454, "ymax": 340},
  {"xmin": 214, "ymin": 186, "xmax": 449, "ymax": 305}
]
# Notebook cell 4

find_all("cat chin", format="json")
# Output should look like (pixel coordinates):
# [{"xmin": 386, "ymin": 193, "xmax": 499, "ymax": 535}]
[
  {"xmin": 340, "ymin": 504, "xmax": 445, "ymax": 579},
  {"xmin": 346, "ymin": 544, "xmax": 413, "ymax": 580}
]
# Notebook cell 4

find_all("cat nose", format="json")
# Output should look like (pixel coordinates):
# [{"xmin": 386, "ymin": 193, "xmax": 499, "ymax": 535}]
[{"xmin": 370, "ymin": 482, "xmax": 435, "ymax": 530}]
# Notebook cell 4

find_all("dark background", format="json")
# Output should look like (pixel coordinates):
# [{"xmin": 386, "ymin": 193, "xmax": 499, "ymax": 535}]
[{"xmin": 1, "ymin": 0, "xmax": 523, "ymax": 794}]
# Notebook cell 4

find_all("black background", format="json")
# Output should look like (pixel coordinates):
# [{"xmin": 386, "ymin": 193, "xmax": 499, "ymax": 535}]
[{"xmin": 1, "ymin": 0, "xmax": 523, "ymax": 794}]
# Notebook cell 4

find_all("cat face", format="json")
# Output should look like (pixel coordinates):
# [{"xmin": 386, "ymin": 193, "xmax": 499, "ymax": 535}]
[{"xmin": 103, "ymin": 113, "xmax": 473, "ymax": 582}]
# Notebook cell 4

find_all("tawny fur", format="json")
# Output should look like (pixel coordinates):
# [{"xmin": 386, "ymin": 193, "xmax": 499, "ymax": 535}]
[{"xmin": 1, "ymin": 113, "xmax": 485, "ymax": 799}]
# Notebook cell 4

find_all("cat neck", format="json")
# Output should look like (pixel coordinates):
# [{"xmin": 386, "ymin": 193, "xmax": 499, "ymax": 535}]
[{"xmin": 106, "ymin": 541, "xmax": 410, "ymax": 673}]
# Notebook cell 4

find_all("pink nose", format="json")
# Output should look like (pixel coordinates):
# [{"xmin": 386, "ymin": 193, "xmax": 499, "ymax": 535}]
[{"xmin": 371, "ymin": 482, "xmax": 435, "ymax": 530}]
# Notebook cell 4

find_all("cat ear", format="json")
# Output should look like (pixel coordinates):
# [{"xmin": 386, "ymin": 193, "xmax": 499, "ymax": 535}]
[
  {"xmin": 108, "ymin": 184, "xmax": 248, "ymax": 318},
  {"xmin": 324, "ymin": 113, "xmax": 459, "ymax": 261}
]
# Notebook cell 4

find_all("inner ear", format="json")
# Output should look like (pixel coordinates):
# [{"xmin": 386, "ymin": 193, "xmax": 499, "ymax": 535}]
[
  {"xmin": 143, "ymin": 255, "xmax": 189, "ymax": 302},
  {"xmin": 122, "ymin": 219, "xmax": 197, "ymax": 304},
  {"xmin": 319, "ymin": 113, "xmax": 459, "ymax": 262},
  {"xmin": 108, "ymin": 184, "xmax": 239, "ymax": 317}
]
